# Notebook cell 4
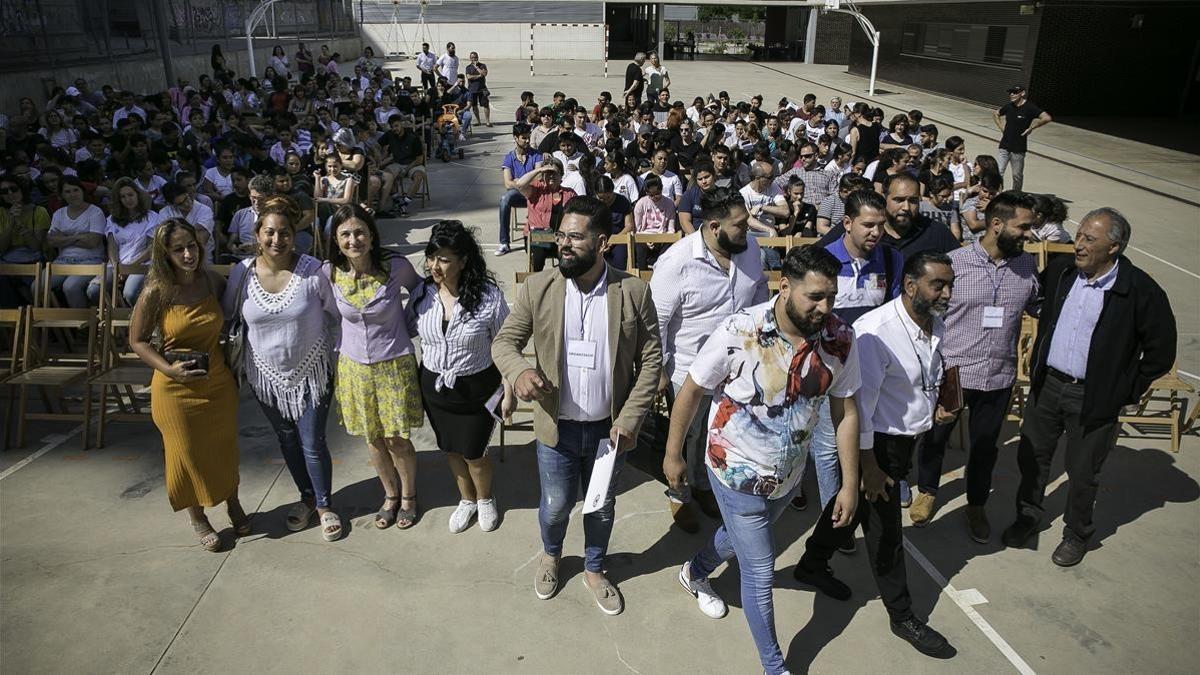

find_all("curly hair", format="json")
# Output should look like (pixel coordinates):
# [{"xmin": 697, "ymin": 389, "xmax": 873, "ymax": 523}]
[{"xmin": 422, "ymin": 220, "xmax": 497, "ymax": 318}]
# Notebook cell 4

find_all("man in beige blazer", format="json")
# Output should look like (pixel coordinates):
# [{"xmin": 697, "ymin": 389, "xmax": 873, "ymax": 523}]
[{"xmin": 493, "ymin": 195, "xmax": 662, "ymax": 616}]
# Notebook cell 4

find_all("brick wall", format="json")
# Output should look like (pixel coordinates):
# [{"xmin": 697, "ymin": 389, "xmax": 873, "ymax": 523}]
[
  {"xmin": 814, "ymin": 11, "xmax": 853, "ymax": 65},
  {"xmin": 848, "ymin": 2, "xmax": 1040, "ymax": 107},
  {"xmin": 1030, "ymin": 0, "xmax": 1200, "ymax": 116}
]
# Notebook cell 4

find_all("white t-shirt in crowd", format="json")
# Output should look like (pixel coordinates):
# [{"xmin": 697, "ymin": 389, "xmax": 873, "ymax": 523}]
[
  {"xmin": 436, "ymin": 53, "xmax": 459, "ymax": 81},
  {"xmin": 638, "ymin": 170, "xmax": 683, "ymax": 202},
  {"xmin": 159, "ymin": 200, "xmax": 216, "ymax": 261},
  {"xmin": 203, "ymin": 166, "xmax": 234, "ymax": 197},
  {"xmin": 740, "ymin": 183, "xmax": 787, "ymax": 229},
  {"xmin": 552, "ymin": 150, "xmax": 588, "ymax": 196},
  {"xmin": 608, "ymin": 173, "xmax": 640, "ymax": 204},
  {"xmin": 49, "ymin": 204, "xmax": 107, "ymax": 261},
  {"xmin": 106, "ymin": 211, "xmax": 162, "ymax": 264}
]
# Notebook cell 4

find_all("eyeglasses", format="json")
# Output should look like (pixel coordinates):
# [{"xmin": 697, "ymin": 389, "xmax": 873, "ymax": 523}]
[
  {"xmin": 553, "ymin": 231, "xmax": 594, "ymax": 244},
  {"xmin": 800, "ymin": 153, "xmax": 815, "ymax": 159}
]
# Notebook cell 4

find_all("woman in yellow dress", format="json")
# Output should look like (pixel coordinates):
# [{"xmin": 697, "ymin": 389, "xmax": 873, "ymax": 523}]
[{"xmin": 130, "ymin": 218, "xmax": 248, "ymax": 552}]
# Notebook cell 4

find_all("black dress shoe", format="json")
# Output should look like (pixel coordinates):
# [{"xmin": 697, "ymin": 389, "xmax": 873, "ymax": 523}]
[
  {"xmin": 789, "ymin": 489, "xmax": 808, "ymax": 511},
  {"xmin": 1001, "ymin": 516, "xmax": 1039, "ymax": 548},
  {"xmin": 890, "ymin": 618, "xmax": 956, "ymax": 659},
  {"xmin": 693, "ymin": 488, "xmax": 722, "ymax": 519},
  {"xmin": 792, "ymin": 563, "xmax": 851, "ymax": 601},
  {"xmin": 1052, "ymin": 535, "xmax": 1088, "ymax": 567}
]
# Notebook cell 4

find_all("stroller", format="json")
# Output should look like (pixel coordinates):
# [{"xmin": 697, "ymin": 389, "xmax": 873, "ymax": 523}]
[{"xmin": 434, "ymin": 104, "xmax": 466, "ymax": 161}]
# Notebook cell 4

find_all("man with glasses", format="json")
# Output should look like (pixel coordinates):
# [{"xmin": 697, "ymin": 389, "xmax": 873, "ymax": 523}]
[
  {"xmin": 493, "ymin": 195, "xmax": 662, "ymax": 617},
  {"xmin": 775, "ymin": 142, "xmax": 837, "ymax": 206}
]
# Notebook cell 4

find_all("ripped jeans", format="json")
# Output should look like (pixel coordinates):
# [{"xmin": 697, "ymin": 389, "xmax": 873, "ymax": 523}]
[{"xmin": 536, "ymin": 419, "xmax": 626, "ymax": 572}]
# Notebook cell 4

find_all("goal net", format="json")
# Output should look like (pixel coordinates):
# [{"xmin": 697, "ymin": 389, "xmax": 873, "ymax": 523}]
[{"xmin": 529, "ymin": 23, "xmax": 609, "ymax": 77}]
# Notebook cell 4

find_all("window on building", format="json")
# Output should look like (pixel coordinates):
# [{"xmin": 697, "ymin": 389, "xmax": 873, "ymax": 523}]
[{"xmin": 900, "ymin": 22, "xmax": 1028, "ymax": 67}]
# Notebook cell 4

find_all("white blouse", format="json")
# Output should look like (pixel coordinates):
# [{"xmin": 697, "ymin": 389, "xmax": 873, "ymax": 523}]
[
  {"xmin": 225, "ymin": 255, "xmax": 339, "ymax": 420},
  {"xmin": 410, "ymin": 281, "xmax": 509, "ymax": 391}
]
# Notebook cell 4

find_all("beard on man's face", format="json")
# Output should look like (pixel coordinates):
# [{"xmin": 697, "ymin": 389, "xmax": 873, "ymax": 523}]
[
  {"xmin": 558, "ymin": 245, "xmax": 597, "ymax": 279},
  {"xmin": 718, "ymin": 228, "xmax": 748, "ymax": 255},
  {"xmin": 997, "ymin": 228, "xmax": 1025, "ymax": 258}
]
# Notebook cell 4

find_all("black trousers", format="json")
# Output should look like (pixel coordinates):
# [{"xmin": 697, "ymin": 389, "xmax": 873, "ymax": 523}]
[
  {"xmin": 421, "ymin": 71, "xmax": 437, "ymax": 92},
  {"xmin": 916, "ymin": 387, "xmax": 1011, "ymax": 505},
  {"xmin": 1015, "ymin": 374, "xmax": 1119, "ymax": 542},
  {"xmin": 800, "ymin": 432, "xmax": 915, "ymax": 622}
]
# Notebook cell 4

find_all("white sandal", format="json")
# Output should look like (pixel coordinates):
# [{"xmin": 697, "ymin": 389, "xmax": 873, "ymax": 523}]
[{"xmin": 320, "ymin": 511, "xmax": 343, "ymax": 542}]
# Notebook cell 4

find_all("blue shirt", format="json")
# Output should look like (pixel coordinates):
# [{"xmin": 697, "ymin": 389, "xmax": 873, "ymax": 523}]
[
  {"xmin": 824, "ymin": 236, "xmax": 904, "ymax": 325},
  {"xmin": 501, "ymin": 149, "xmax": 541, "ymax": 180},
  {"xmin": 1046, "ymin": 261, "xmax": 1119, "ymax": 380}
]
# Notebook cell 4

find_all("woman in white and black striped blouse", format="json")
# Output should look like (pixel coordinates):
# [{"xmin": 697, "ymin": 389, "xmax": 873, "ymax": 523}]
[{"xmin": 410, "ymin": 220, "xmax": 514, "ymax": 534}]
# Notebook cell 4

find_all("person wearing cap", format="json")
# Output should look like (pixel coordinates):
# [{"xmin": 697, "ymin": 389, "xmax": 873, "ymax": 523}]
[{"xmin": 992, "ymin": 85, "xmax": 1051, "ymax": 191}]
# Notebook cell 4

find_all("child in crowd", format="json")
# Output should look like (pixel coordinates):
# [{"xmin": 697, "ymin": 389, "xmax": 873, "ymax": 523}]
[{"xmin": 632, "ymin": 174, "xmax": 676, "ymax": 268}]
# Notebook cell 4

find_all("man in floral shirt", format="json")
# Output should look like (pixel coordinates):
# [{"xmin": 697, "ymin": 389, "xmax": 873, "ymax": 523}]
[{"xmin": 663, "ymin": 245, "xmax": 861, "ymax": 675}]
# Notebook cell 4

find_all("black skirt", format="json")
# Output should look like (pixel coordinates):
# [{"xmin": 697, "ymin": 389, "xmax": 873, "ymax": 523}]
[{"xmin": 419, "ymin": 364, "xmax": 502, "ymax": 460}]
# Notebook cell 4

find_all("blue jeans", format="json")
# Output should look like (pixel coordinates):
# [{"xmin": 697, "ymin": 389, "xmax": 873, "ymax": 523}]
[
  {"xmin": 257, "ymin": 388, "xmax": 334, "ymax": 508},
  {"xmin": 536, "ymin": 419, "xmax": 626, "ymax": 572},
  {"xmin": 498, "ymin": 188, "xmax": 526, "ymax": 245},
  {"xmin": 690, "ymin": 467, "xmax": 801, "ymax": 675},
  {"xmin": 665, "ymin": 382, "xmax": 711, "ymax": 501},
  {"xmin": 88, "ymin": 271, "xmax": 145, "ymax": 306},
  {"xmin": 806, "ymin": 397, "xmax": 843, "ymax": 510}
]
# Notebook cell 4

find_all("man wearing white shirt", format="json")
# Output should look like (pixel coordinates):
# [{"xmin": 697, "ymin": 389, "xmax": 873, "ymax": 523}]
[
  {"xmin": 159, "ymin": 182, "xmax": 216, "ymax": 262},
  {"xmin": 651, "ymin": 187, "xmax": 768, "ymax": 531},
  {"xmin": 111, "ymin": 91, "xmax": 146, "ymax": 129},
  {"xmin": 492, "ymin": 196, "xmax": 661, "ymax": 617},
  {"xmin": 436, "ymin": 42, "xmax": 459, "ymax": 82},
  {"xmin": 804, "ymin": 250, "xmax": 957, "ymax": 659},
  {"xmin": 416, "ymin": 43, "xmax": 437, "ymax": 91}
]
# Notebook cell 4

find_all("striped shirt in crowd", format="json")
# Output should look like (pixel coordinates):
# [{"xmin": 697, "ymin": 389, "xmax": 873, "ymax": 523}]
[{"xmin": 409, "ymin": 281, "xmax": 510, "ymax": 391}]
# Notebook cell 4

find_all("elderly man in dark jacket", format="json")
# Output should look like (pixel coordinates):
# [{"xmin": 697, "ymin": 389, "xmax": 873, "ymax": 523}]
[{"xmin": 1003, "ymin": 207, "xmax": 1176, "ymax": 566}]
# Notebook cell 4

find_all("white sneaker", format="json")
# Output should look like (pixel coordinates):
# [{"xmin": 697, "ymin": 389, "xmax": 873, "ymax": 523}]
[
  {"xmin": 477, "ymin": 498, "xmax": 499, "ymax": 531},
  {"xmin": 494, "ymin": 244, "xmax": 510, "ymax": 257},
  {"xmin": 448, "ymin": 500, "xmax": 477, "ymax": 533},
  {"xmin": 678, "ymin": 562, "xmax": 727, "ymax": 619}
]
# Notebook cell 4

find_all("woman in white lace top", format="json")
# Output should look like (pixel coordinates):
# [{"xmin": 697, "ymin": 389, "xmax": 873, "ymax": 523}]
[{"xmin": 224, "ymin": 196, "xmax": 343, "ymax": 541}]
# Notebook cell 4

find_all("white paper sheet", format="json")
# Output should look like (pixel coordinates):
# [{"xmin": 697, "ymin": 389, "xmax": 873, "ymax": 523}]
[
  {"xmin": 582, "ymin": 439, "xmax": 617, "ymax": 514},
  {"xmin": 484, "ymin": 386, "xmax": 505, "ymax": 423}
]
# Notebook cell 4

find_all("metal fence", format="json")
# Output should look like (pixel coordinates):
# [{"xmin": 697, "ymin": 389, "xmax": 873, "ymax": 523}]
[{"xmin": 0, "ymin": 0, "xmax": 357, "ymax": 72}]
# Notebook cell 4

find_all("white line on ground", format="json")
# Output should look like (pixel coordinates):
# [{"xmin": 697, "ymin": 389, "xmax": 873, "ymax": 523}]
[
  {"xmin": 0, "ymin": 426, "xmax": 82, "ymax": 481},
  {"xmin": 902, "ymin": 537, "xmax": 1037, "ymax": 675}
]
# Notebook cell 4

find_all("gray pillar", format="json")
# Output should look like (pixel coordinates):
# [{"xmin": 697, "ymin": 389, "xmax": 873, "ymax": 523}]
[
  {"xmin": 656, "ymin": 3, "xmax": 665, "ymax": 57},
  {"xmin": 805, "ymin": 8, "xmax": 818, "ymax": 64},
  {"xmin": 151, "ymin": 0, "xmax": 176, "ymax": 88}
]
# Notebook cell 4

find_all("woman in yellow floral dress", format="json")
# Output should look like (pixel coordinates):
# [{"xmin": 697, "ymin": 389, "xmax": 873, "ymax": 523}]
[{"xmin": 322, "ymin": 204, "xmax": 425, "ymax": 529}]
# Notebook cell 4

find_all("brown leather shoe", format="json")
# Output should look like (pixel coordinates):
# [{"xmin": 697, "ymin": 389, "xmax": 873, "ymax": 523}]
[
  {"xmin": 965, "ymin": 506, "xmax": 991, "ymax": 543},
  {"xmin": 670, "ymin": 499, "xmax": 700, "ymax": 534},
  {"xmin": 909, "ymin": 492, "xmax": 937, "ymax": 526}
]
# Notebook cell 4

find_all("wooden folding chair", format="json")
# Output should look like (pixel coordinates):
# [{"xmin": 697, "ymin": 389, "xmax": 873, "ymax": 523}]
[
  {"xmin": 413, "ymin": 130, "xmax": 432, "ymax": 207},
  {"xmin": 508, "ymin": 204, "xmax": 528, "ymax": 253},
  {"xmin": 89, "ymin": 268, "xmax": 153, "ymax": 448},
  {"xmin": 527, "ymin": 230, "xmax": 557, "ymax": 273},
  {"xmin": 1118, "ymin": 367, "xmax": 1196, "ymax": 453},
  {"xmin": 0, "ymin": 308, "xmax": 24, "ymax": 449},
  {"xmin": 8, "ymin": 305, "xmax": 96, "ymax": 449},
  {"xmin": 627, "ymin": 232, "xmax": 682, "ymax": 272},
  {"xmin": 0, "ymin": 262, "xmax": 43, "ymax": 308}
]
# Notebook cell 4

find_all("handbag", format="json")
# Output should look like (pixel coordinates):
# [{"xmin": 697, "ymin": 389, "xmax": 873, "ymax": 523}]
[{"xmin": 222, "ymin": 262, "xmax": 251, "ymax": 384}]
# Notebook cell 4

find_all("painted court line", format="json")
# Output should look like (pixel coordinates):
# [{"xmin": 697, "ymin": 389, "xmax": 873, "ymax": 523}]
[
  {"xmin": 0, "ymin": 426, "xmax": 82, "ymax": 481},
  {"xmin": 902, "ymin": 536, "xmax": 1037, "ymax": 675}
]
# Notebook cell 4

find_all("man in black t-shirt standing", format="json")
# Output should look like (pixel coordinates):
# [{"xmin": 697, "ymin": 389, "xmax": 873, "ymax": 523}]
[
  {"xmin": 623, "ymin": 52, "xmax": 647, "ymax": 105},
  {"xmin": 992, "ymin": 85, "xmax": 1052, "ymax": 191}
]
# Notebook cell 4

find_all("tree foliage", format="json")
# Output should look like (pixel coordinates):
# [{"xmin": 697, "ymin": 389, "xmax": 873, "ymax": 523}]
[{"xmin": 697, "ymin": 6, "xmax": 768, "ymax": 22}]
